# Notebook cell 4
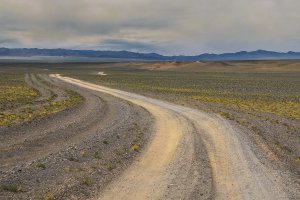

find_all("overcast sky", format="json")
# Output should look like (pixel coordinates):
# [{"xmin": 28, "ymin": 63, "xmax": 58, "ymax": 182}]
[{"xmin": 0, "ymin": 0, "xmax": 299, "ymax": 55}]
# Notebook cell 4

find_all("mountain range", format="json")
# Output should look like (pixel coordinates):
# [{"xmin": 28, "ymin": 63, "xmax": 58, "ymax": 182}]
[{"xmin": 1, "ymin": 48, "xmax": 300, "ymax": 61}]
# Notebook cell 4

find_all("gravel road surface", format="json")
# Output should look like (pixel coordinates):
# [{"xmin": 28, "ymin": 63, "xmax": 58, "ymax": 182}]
[
  {"xmin": 55, "ymin": 74, "xmax": 296, "ymax": 200},
  {"xmin": 0, "ymin": 74, "xmax": 153, "ymax": 199}
]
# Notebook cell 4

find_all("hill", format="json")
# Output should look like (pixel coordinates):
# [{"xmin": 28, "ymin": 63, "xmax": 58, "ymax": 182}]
[{"xmin": 0, "ymin": 48, "xmax": 300, "ymax": 61}]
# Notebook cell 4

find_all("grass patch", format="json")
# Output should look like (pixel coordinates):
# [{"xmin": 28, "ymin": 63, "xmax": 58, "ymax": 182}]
[
  {"xmin": 93, "ymin": 151, "xmax": 101, "ymax": 159},
  {"xmin": 79, "ymin": 150, "xmax": 86, "ymax": 157},
  {"xmin": 67, "ymin": 155, "xmax": 79, "ymax": 162},
  {"xmin": 0, "ymin": 71, "xmax": 38, "ymax": 112},
  {"xmin": 2, "ymin": 184, "xmax": 22, "ymax": 193},
  {"xmin": 64, "ymin": 166, "xmax": 85, "ymax": 173},
  {"xmin": 131, "ymin": 144, "xmax": 140, "ymax": 152},
  {"xmin": 44, "ymin": 193, "xmax": 54, "ymax": 200},
  {"xmin": 128, "ymin": 122, "xmax": 139, "ymax": 131},
  {"xmin": 36, "ymin": 163, "xmax": 46, "ymax": 169},
  {"xmin": 218, "ymin": 111, "xmax": 235, "ymax": 120},
  {"xmin": 69, "ymin": 68, "xmax": 300, "ymax": 120},
  {"xmin": 191, "ymin": 96, "xmax": 300, "ymax": 120},
  {"xmin": 0, "ymin": 69, "xmax": 84, "ymax": 126},
  {"xmin": 81, "ymin": 176, "xmax": 90, "ymax": 186},
  {"xmin": 251, "ymin": 126, "xmax": 263, "ymax": 136},
  {"xmin": 102, "ymin": 161, "xmax": 115, "ymax": 171},
  {"xmin": 0, "ymin": 89, "xmax": 84, "ymax": 126}
]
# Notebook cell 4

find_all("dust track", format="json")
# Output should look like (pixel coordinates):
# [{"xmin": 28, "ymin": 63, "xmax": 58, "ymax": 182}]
[
  {"xmin": 54, "ymin": 74, "xmax": 290, "ymax": 200},
  {"xmin": 0, "ymin": 74, "xmax": 153, "ymax": 199}
]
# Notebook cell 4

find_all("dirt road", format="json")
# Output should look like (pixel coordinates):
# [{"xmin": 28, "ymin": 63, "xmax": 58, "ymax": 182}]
[
  {"xmin": 0, "ymin": 74, "xmax": 153, "ymax": 199},
  {"xmin": 54, "ymin": 74, "xmax": 291, "ymax": 200}
]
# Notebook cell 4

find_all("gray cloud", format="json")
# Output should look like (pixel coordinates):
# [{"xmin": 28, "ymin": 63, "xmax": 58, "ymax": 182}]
[
  {"xmin": 0, "ymin": 37, "xmax": 22, "ymax": 47},
  {"xmin": 0, "ymin": 0, "xmax": 299, "ymax": 55}
]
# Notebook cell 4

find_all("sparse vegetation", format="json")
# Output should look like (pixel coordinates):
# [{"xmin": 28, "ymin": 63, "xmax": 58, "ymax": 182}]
[
  {"xmin": 131, "ymin": 144, "xmax": 140, "ymax": 152},
  {"xmin": 64, "ymin": 166, "xmax": 85, "ymax": 173},
  {"xmin": 67, "ymin": 155, "xmax": 79, "ymax": 162},
  {"xmin": 103, "ymin": 140, "xmax": 109, "ymax": 145},
  {"xmin": 0, "ymin": 64, "xmax": 153, "ymax": 200},
  {"xmin": 218, "ymin": 111, "xmax": 235, "ymax": 120},
  {"xmin": 93, "ymin": 151, "xmax": 101, "ymax": 159},
  {"xmin": 2, "ymin": 184, "xmax": 22, "ymax": 193},
  {"xmin": 102, "ymin": 161, "xmax": 115, "ymax": 171},
  {"xmin": 81, "ymin": 176, "xmax": 90, "ymax": 185},
  {"xmin": 0, "ymin": 89, "xmax": 84, "ymax": 126},
  {"xmin": 0, "ymin": 72, "xmax": 38, "ymax": 112},
  {"xmin": 65, "ymin": 62, "xmax": 299, "ymax": 174},
  {"xmin": 44, "ymin": 193, "xmax": 54, "ymax": 200},
  {"xmin": 128, "ymin": 122, "xmax": 138, "ymax": 131},
  {"xmin": 37, "ymin": 163, "xmax": 46, "ymax": 169},
  {"xmin": 71, "ymin": 69, "xmax": 300, "ymax": 120},
  {"xmin": 0, "ymin": 69, "xmax": 83, "ymax": 126},
  {"xmin": 80, "ymin": 150, "xmax": 86, "ymax": 157}
]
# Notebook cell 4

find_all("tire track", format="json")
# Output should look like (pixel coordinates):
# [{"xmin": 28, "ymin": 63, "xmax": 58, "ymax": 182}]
[
  {"xmin": 37, "ymin": 74, "xmax": 69, "ymax": 102},
  {"xmin": 54, "ymin": 74, "xmax": 291, "ymax": 200},
  {"xmin": 25, "ymin": 73, "xmax": 53, "ymax": 102},
  {"xmin": 0, "ymin": 74, "xmax": 153, "ymax": 199},
  {"xmin": 0, "ymin": 75, "xmax": 106, "ymax": 169}
]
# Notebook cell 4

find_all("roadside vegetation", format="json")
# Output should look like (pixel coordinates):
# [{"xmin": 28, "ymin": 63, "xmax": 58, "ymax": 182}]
[
  {"xmin": 65, "ymin": 62, "xmax": 299, "ymax": 172},
  {"xmin": 1, "ymin": 184, "xmax": 22, "ymax": 193},
  {"xmin": 0, "ymin": 89, "xmax": 83, "ymax": 126},
  {"xmin": 0, "ymin": 67, "xmax": 83, "ymax": 126},
  {"xmin": 0, "ymin": 61, "xmax": 298, "ymax": 199},
  {"xmin": 70, "ymin": 70, "xmax": 300, "ymax": 120},
  {"xmin": 0, "ymin": 72, "xmax": 38, "ymax": 111}
]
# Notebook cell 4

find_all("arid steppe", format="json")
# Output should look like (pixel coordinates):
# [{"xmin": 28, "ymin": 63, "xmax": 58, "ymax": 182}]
[{"xmin": 0, "ymin": 61, "xmax": 299, "ymax": 199}]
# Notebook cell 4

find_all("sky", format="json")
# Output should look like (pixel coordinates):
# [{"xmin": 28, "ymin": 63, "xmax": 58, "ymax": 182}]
[{"xmin": 0, "ymin": 0, "xmax": 300, "ymax": 55}]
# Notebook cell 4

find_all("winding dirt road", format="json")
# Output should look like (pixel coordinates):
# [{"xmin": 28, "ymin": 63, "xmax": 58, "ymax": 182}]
[
  {"xmin": 53, "ymin": 74, "xmax": 290, "ymax": 200},
  {"xmin": 0, "ymin": 74, "xmax": 153, "ymax": 199}
]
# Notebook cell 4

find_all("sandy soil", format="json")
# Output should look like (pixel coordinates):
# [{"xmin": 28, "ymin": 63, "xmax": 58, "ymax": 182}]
[{"xmin": 55, "ymin": 75, "xmax": 297, "ymax": 200}]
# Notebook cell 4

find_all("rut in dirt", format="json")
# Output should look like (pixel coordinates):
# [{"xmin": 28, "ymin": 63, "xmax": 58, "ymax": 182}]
[
  {"xmin": 55, "ymin": 75, "xmax": 295, "ymax": 200},
  {"xmin": 0, "ymin": 74, "xmax": 153, "ymax": 200},
  {"xmin": 0, "ymin": 73, "xmax": 296, "ymax": 200}
]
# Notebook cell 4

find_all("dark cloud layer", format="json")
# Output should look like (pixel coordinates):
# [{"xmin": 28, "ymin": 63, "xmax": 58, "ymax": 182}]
[{"xmin": 0, "ymin": 0, "xmax": 299, "ymax": 55}]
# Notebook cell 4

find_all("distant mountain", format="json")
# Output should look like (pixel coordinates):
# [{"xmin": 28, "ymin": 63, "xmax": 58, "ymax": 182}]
[
  {"xmin": 0, "ymin": 48, "xmax": 300, "ymax": 61},
  {"xmin": 192, "ymin": 50, "xmax": 300, "ymax": 61}
]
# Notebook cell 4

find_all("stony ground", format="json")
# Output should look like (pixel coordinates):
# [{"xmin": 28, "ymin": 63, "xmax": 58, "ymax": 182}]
[
  {"xmin": 56, "ymin": 75, "xmax": 298, "ymax": 200},
  {"xmin": 0, "ymin": 61, "xmax": 299, "ymax": 199},
  {"xmin": 0, "ymin": 74, "xmax": 153, "ymax": 200},
  {"xmin": 67, "ymin": 64, "xmax": 299, "ymax": 177}
]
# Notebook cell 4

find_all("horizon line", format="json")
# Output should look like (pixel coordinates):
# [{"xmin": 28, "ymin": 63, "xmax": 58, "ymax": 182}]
[{"xmin": 1, "ymin": 47, "xmax": 299, "ymax": 57}]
